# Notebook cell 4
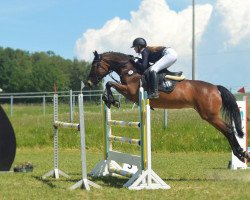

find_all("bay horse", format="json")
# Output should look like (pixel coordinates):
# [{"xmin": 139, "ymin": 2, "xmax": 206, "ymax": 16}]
[{"xmin": 87, "ymin": 51, "xmax": 250, "ymax": 163}]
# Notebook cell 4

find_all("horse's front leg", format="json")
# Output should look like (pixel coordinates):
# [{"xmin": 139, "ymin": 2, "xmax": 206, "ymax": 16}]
[
  {"xmin": 103, "ymin": 81, "xmax": 134, "ymax": 108},
  {"xmin": 102, "ymin": 83, "xmax": 115, "ymax": 108}
]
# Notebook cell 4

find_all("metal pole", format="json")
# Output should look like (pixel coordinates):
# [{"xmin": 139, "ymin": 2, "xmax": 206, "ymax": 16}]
[
  {"xmin": 70, "ymin": 94, "xmax": 101, "ymax": 190},
  {"xmin": 192, "ymin": 0, "xmax": 196, "ymax": 80},
  {"xmin": 72, "ymin": 94, "xmax": 75, "ymax": 112},
  {"xmin": 164, "ymin": 109, "xmax": 168, "ymax": 129},
  {"xmin": 54, "ymin": 94, "xmax": 59, "ymax": 178},
  {"xmin": 70, "ymin": 90, "xmax": 73, "ymax": 123},
  {"xmin": 10, "ymin": 96, "xmax": 13, "ymax": 117},
  {"xmin": 43, "ymin": 95, "xmax": 46, "ymax": 116},
  {"xmin": 79, "ymin": 94, "xmax": 88, "ymax": 184},
  {"xmin": 100, "ymin": 94, "xmax": 102, "ymax": 111}
]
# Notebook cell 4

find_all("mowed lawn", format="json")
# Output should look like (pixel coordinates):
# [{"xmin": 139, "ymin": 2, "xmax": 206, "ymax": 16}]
[
  {"xmin": 0, "ymin": 149, "xmax": 249, "ymax": 200},
  {"xmin": 0, "ymin": 102, "xmax": 249, "ymax": 199}
]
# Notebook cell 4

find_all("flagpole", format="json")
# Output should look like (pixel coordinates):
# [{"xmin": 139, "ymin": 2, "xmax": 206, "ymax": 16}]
[{"xmin": 192, "ymin": 0, "xmax": 196, "ymax": 80}]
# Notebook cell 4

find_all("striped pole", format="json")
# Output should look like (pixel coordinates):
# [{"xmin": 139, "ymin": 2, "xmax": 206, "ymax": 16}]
[
  {"xmin": 109, "ymin": 135, "xmax": 140, "ymax": 146},
  {"xmin": 54, "ymin": 121, "xmax": 79, "ymax": 130},
  {"xmin": 108, "ymin": 120, "xmax": 140, "ymax": 128}
]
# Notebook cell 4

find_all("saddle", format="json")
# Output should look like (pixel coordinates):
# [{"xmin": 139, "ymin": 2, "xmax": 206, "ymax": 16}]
[{"xmin": 141, "ymin": 69, "xmax": 185, "ymax": 93}]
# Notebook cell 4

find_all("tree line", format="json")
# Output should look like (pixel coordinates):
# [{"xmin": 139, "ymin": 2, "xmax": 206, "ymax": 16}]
[{"xmin": 0, "ymin": 47, "xmax": 102, "ymax": 93}]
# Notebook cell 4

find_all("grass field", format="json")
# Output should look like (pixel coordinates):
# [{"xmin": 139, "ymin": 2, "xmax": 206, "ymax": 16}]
[
  {"xmin": 0, "ymin": 101, "xmax": 250, "ymax": 199},
  {"xmin": 1, "ymin": 149, "xmax": 250, "ymax": 200}
]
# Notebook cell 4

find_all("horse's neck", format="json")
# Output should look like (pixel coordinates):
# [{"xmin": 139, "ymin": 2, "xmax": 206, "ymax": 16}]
[
  {"xmin": 119, "ymin": 65, "xmax": 141, "ymax": 85},
  {"xmin": 106, "ymin": 55, "xmax": 141, "ymax": 85}
]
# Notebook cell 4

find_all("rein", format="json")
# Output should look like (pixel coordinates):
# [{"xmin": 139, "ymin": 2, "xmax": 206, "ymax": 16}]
[
  {"xmin": 102, "ymin": 59, "xmax": 132, "ymax": 84},
  {"xmin": 110, "ymin": 60, "xmax": 131, "ymax": 83}
]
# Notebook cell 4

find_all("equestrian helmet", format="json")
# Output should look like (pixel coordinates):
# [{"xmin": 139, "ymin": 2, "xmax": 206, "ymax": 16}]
[{"xmin": 131, "ymin": 38, "xmax": 147, "ymax": 48}]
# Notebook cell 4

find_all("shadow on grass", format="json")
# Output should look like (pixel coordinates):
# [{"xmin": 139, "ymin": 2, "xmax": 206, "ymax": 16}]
[
  {"xmin": 163, "ymin": 177, "xmax": 218, "ymax": 182},
  {"xmin": 33, "ymin": 174, "xmax": 128, "ymax": 189},
  {"xmin": 33, "ymin": 176, "xmax": 58, "ymax": 188},
  {"xmin": 90, "ymin": 176, "xmax": 128, "ymax": 188}
]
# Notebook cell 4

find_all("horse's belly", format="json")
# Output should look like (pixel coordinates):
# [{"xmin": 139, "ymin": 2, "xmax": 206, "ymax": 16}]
[
  {"xmin": 150, "ymin": 92, "xmax": 192, "ymax": 109},
  {"xmin": 150, "ymin": 101, "xmax": 193, "ymax": 109},
  {"xmin": 150, "ymin": 99, "xmax": 192, "ymax": 109}
]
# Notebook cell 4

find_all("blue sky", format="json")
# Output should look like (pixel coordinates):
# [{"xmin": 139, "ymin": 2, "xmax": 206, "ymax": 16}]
[
  {"xmin": 1, "ymin": 0, "xmax": 142, "ymax": 59},
  {"xmin": 1, "ymin": 0, "xmax": 250, "ymax": 91}
]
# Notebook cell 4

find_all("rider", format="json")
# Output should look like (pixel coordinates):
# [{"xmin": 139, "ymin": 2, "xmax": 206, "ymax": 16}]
[{"xmin": 131, "ymin": 37, "xmax": 177, "ymax": 99}]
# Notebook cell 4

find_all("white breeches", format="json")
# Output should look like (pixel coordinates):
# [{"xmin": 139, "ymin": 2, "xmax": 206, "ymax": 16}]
[{"xmin": 150, "ymin": 48, "xmax": 177, "ymax": 73}]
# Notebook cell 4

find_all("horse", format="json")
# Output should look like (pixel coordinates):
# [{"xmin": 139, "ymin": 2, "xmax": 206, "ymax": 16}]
[{"xmin": 87, "ymin": 50, "xmax": 250, "ymax": 163}]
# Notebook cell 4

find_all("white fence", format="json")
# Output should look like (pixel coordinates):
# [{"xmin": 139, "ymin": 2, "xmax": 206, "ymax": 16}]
[
  {"xmin": 0, "ymin": 90, "xmax": 123, "ymax": 119},
  {"xmin": 0, "ymin": 88, "xmax": 249, "ymax": 129}
]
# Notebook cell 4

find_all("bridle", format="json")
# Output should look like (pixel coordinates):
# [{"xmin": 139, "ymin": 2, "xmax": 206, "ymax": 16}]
[
  {"xmin": 92, "ymin": 55, "xmax": 132, "ymax": 84},
  {"xmin": 92, "ymin": 59, "xmax": 110, "ymax": 83}
]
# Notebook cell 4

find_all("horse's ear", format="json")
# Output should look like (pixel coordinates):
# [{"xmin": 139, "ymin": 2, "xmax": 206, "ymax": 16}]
[
  {"xmin": 93, "ymin": 50, "xmax": 98, "ymax": 57},
  {"xmin": 93, "ymin": 50, "xmax": 100, "ymax": 61}
]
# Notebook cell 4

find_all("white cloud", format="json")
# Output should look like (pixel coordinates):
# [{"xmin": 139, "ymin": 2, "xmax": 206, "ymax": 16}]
[
  {"xmin": 216, "ymin": 0, "xmax": 250, "ymax": 46},
  {"xmin": 75, "ymin": 0, "xmax": 213, "ymax": 63}
]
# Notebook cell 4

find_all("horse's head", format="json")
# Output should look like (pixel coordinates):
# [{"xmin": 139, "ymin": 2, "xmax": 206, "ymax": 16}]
[
  {"xmin": 87, "ymin": 51, "xmax": 110, "ymax": 87},
  {"xmin": 87, "ymin": 51, "xmax": 136, "ymax": 87}
]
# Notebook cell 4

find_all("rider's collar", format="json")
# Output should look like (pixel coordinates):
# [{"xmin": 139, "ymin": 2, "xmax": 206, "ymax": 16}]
[{"xmin": 139, "ymin": 47, "xmax": 146, "ymax": 53}]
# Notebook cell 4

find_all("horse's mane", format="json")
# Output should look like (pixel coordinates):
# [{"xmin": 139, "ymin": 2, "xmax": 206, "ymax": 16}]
[
  {"xmin": 101, "ymin": 51, "xmax": 138, "ymax": 73},
  {"xmin": 102, "ymin": 51, "xmax": 133, "ymax": 60}
]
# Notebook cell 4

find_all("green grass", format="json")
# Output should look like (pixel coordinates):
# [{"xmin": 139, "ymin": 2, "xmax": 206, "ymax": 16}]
[
  {"xmin": 0, "ymin": 102, "xmax": 249, "ymax": 199},
  {"xmin": 2, "ymin": 102, "xmax": 249, "ymax": 151},
  {"xmin": 0, "ymin": 149, "xmax": 249, "ymax": 200}
]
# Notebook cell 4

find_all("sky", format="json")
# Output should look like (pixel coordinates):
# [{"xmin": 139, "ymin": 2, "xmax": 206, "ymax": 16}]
[{"xmin": 1, "ymin": 0, "xmax": 250, "ymax": 91}]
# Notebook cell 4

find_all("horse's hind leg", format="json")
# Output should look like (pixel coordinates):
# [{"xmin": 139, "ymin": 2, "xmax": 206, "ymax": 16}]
[{"xmin": 206, "ymin": 115, "xmax": 248, "ymax": 162}]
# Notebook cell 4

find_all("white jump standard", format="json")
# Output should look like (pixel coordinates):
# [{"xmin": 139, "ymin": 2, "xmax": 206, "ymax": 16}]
[
  {"xmin": 42, "ymin": 93, "xmax": 70, "ymax": 180},
  {"xmin": 42, "ymin": 90, "xmax": 101, "ymax": 191},
  {"xmin": 90, "ymin": 87, "xmax": 170, "ymax": 190},
  {"xmin": 69, "ymin": 93, "xmax": 101, "ymax": 190},
  {"xmin": 230, "ymin": 96, "xmax": 249, "ymax": 170}
]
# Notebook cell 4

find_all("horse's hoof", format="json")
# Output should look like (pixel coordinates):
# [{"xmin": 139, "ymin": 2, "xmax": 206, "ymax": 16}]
[
  {"xmin": 113, "ymin": 100, "xmax": 120, "ymax": 108},
  {"xmin": 237, "ymin": 156, "xmax": 244, "ymax": 163},
  {"xmin": 244, "ymin": 151, "xmax": 250, "ymax": 161},
  {"xmin": 107, "ymin": 104, "xmax": 111, "ymax": 109},
  {"xmin": 236, "ymin": 153, "xmax": 245, "ymax": 162},
  {"xmin": 102, "ymin": 95, "xmax": 108, "ymax": 102},
  {"xmin": 104, "ymin": 101, "xmax": 111, "ymax": 109}
]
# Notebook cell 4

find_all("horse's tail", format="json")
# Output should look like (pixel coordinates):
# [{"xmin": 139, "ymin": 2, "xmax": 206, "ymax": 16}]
[{"xmin": 217, "ymin": 85, "xmax": 243, "ymax": 138}]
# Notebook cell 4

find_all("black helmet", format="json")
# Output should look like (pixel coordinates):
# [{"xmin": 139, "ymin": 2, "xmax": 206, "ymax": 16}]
[{"xmin": 131, "ymin": 37, "xmax": 147, "ymax": 48}]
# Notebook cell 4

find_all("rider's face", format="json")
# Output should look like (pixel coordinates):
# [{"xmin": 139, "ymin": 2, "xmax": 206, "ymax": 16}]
[{"xmin": 134, "ymin": 46, "xmax": 140, "ymax": 53}]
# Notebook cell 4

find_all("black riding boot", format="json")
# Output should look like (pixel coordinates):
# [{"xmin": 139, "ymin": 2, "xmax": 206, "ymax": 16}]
[{"xmin": 148, "ymin": 71, "xmax": 159, "ymax": 99}]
